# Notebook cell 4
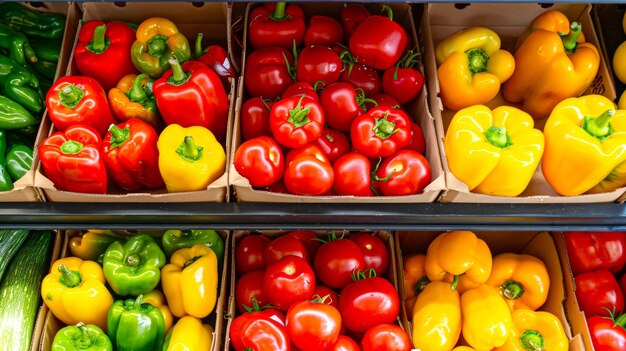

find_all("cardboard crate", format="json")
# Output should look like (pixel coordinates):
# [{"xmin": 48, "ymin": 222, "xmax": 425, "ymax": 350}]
[
  {"xmin": 395, "ymin": 231, "xmax": 586, "ymax": 351},
  {"xmin": 224, "ymin": 230, "xmax": 400, "ymax": 350},
  {"xmin": 0, "ymin": 2, "xmax": 80, "ymax": 202},
  {"xmin": 421, "ymin": 3, "xmax": 620, "ymax": 203},
  {"xmin": 37, "ymin": 229, "xmax": 230, "ymax": 351},
  {"xmin": 33, "ymin": 2, "xmax": 236, "ymax": 202},
  {"xmin": 228, "ymin": 2, "xmax": 445, "ymax": 203}
]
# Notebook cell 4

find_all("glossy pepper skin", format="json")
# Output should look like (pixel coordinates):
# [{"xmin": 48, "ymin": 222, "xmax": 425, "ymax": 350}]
[
  {"xmin": 162, "ymin": 244, "xmax": 218, "ymax": 318},
  {"xmin": 0, "ymin": 54, "xmax": 44, "ymax": 114},
  {"xmin": 102, "ymin": 234, "xmax": 166, "ymax": 296},
  {"xmin": 588, "ymin": 312, "xmax": 626, "ymax": 351},
  {"xmin": 445, "ymin": 105, "xmax": 544, "ymax": 197},
  {"xmin": 6, "ymin": 144, "xmax": 32, "ymax": 182},
  {"xmin": 75, "ymin": 20, "xmax": 137, "ymax": 91},
  {"xmin": 403, "ymin": 254, "xmax": 430, "ymax": 317},
  {"xmin": 41, "ymin": 257, "xmax": 114, "ymax": 330},
  {"xmin": 411, "ymin": 280, "xmax": 461, "ymax": 351},
  {"xmin": 0, "ymin": 132, "xmax": 13, "ymax": 191},
  {"xmin": 157, "ymin": 124, "xmax": 226, "ymax": 192},
  {"xmin": 195, "ymin": 33, "xmax": 235, "ymax": 90},
  {"xmin": 270, "ymin": 96, "xmax": 325, "ymax": 148},
  {"xmin": 462, "ymin": 285, "xmax": 513, "ymax": 351},
  {"xmin": 575, "ymin": 269, "xmax": 624, "ymax": 317},
  {"xmin": 249, "ymin": 2, "xmax": 306, "ymax": 50},
  {"xmin": 46, "ymin": 76, "xmax": 116, "ymax": 136},
  {"xmin": 351, "ymin": 106, "xmax": 412, "ymax": 158},
  {"xmin": 565, "ymin": 231, "xmax": 626, "ymax": 275},
  {"xmin": 485, "ymin": 253, "xmax": 549, "ymax": 311},
  {"xmin": 0, "ymin": 96, "xmax": 39, "ymax": 132},
  {"xmin": 102, "ymin": 118, "xmax": 164, "ymax": 191},
  {"xmin": 494, "ymin": 309, "xmax": 568, "ymax": 351},
  {"xmin": 162, "ymin": 229, "xmax": 224, "ymax": 262},
  {"xmin": 69, "ymin": 230, "xmax": 126, "ymax": 262},
  {"xmin": 503, "ymin": 11, "xmax": 600, "ymax": 119},
  {"xmin": 154, "ymin": 58, "xmax": 229, "ymax": 139},
  {"xmin": 51, "ymin": 323, "xmax": 112, "ymax": 351},
  {"xmin": 107, "ymin": 295, "xmax": 165, "ymax": 351},
  {"xmin": 0, "ymin": 23, "xmax": 37, "ymax": 66},
  {"xmin": 108, "ymin": 73, "xmax": 160, "ymax": 128},
  {"xmin": 234, "ymin": 136, "xmax": 285, "ymax": 188},
  {"xmin": 245, "ymin": 46, "xmax": 295, "ymax": 99},
  {"xmin": 542, "ymin": 95, "xmax": 626, "ymax": 196},
  {"xmin": 437, "ymin": 27, "xmax": 515, "ymax": 111},
  {"xmin": 131, "ymin": 17, "xmax": 191, "ymax": 78},
  {"xmin": 143, "ymin": 290, "xmax": 174, "ymax": 333},
  {"xmin": 163, "ymin": 316, "xmax": 213, "ymax": 351},
  {"xmin": 38, "ymin": 125, "xmax": 108, "ymax": 194},
  {"xmin": 0, "ymin": 3, "xmax": 66, "ymax": 39}
]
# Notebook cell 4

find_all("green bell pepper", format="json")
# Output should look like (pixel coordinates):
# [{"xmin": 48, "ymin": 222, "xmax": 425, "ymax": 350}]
[
  {"xmin": 29, "ymin": 38, "xmax": 61, "ymax": 62},
  {"xmin": 161, "ymin": 229, "xmax": 224, "ymax": 261},
  {"xmin": 7, "ymin": 130, "xmax": 34, "ymax": 148},
  {"xmin": 0, "ymin": 3, "xmax": 66, "ymax": 40},
  {"xmin": 107, "ymin": 295, "xmax": 164, "ymax": 351},
  {"xmin": 51, "ymin": 323, "xmax": 112, "ymax": 351},
  {"xmin": 69, "ymin": 230, "xmax": 127, "ymax": 263},
  {"xmin": 0, "ymin": 95, "xmax": 39, "ymax": 131},
  {"xmin": 31, "ymin": 59, "xmax": 57, "ymax": 81},
  {"xmin": 0, "ymin": 23, "xmax": 38, "ymax": 66},
  {"xmin": 6, "ymin": 144, "xmax": 32, "ymax": 182},
  {"xmin": 102, "ymin": 234, "xmax": 166, "ymax": 296},
  {"xmin": 0, "ymin": 131, "xmax": 13, "ymax": 191},
  {"xmin": 0, "ymin": 54, "xmax": 44, "ymax": 113}
]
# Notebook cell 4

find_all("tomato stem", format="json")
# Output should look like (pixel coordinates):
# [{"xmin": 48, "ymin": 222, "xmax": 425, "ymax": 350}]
[
  {"xmin": 381, "ymin": 5, "xmax": 394, "ymax": 21},
  {"xmin": 288, "ymin": 96, "xmax": 311, "ymax": 128}
]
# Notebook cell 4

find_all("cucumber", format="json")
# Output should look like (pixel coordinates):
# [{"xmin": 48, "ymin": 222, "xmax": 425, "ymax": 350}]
[
  {"xmin": 0, "ymin": 231, "xmax": 53, "ymax": 350},
  {"xmin": 0, "ymin": 229, "xmax": 29, "ymax": 282}
]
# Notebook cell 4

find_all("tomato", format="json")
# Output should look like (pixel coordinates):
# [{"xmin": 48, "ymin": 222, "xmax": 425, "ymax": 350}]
[
  {"xmin": 331, "ymin": 335, "xmax": 361, "ymax": 351},
  {"xmin": 340, "ymin": 62, "xmax": 382, "ymax": 97},
  {"xmin": 236, "ymin": 270, "xmax": 268, "ymax": 314},
  {"xmin": 264, "ymin": 255, "xmax": 316, "ymax": 311},
  {"xmin": 232, "ymin": 315, "xmax": 291, "ymax": 351},
  {"xmin": 311, "ymin": 285, "xmax": 340, "ymax": 309},
  {"xmin": 588, "ymin": 315, "xmax": 626, "ymax": 351},
  {"xmin": 284, "ymin": 156, "xmax": 334, "ymax": 195},
  {"xmin": 296, "ymin": 45, "xmax": 342, "ymax": 86},
  {"xmin": 286, "ymin": 144, "xmax": 330, "ymax": 166},
  {"xmin": 270, "ymin": 96, "xmax": 325, "ymax": 149},
  {"xmin": 312, "ymin": 128, "xmax": 351, "ymax": 164},
  {"xmin": 230, "ymin": 308, "xmax": 287, "ymax": 351},
  {"xmin": 241, "ymin": 97, "xmax": 272, "ymax": 141},
  {"xmin": 575, "ymin": 270, "xmax": 624, "ymax": 317},
  {"xmin": 265, "ymin": 235, "xmax": 311, "ymax": 265},
  {"xmin": 364, "ymin": 94, "xmax": 401, "ymax": 111},
  {"xmin": 338, "ymin": 275, "xmax": 400, "ymax": 333},
  {"xmin": 340, "ymin": 4, "xmax": 370, "ymax": 39},
  {"xmin": 286, "ymin": 300, "xmax": 342, "ymax": 351},
  {"xmin": 375, "ymin": 150, "xmax": 431, "ymax": 196},
  {"xmin": 314, "ymin": 237, "xmax": 366, "ymax": 289},
  {"xmin": 361, "ymin": 324, "xmax": 411, "ymax": 351},
  {"xmin": 236, "ymin": 234, "xmax": 271, "ymax": 274},
  {"xmin": 267, "ymin": 179, "xmax": 290, "ymax": 194},
  {"xmin": 406, "ymin": 122, "xmax": 426, "ymax": 155},
  {"xmin": 320, "ymin": 82, "xmax": 365, "ymax": 132},
  {"xmin": 245, "ymin": 46, "xmax": 295, "ymax": 99},
  {"xmin": 286, "ymin": 230, "xmax": 321, "ymax": 259},
  {"xmin": 282, "ymin": 81, "xmax": 320, "ymax": 104},
  {"xmin": 349, "ymin": 232, "xmax": 389, "ymax": 276},
  {"xmin": 351, "ymin": 106, "xmax": 412, "ymax": 158},
  {"xmin": 332, "ymin": 152, "xmax": 375, "ymax": 197},
  {"xmin": 305, "ymin": 15, "xmax": 344, "ymax": 47},
  {"xmin": 381, "ymin": 51, "xmax": 424, "ymax": 105},
  {"xmin": 234, "ymin": 136, "xmax": 285, "ymax": 188}
]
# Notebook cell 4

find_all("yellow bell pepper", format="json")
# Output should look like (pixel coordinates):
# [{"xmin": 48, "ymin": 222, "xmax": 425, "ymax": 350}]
[
  {"xmin": 41, "ymin": 257, "xmax": 113, "ymax": 330},
  {"xmin": 462, "ymin": 285, "xmax": 513, "ymax": 351},
  {"xmin": 486, "ymin": 253, "xmax": 550, "ymax": 311},
  {"xmin": 163, "ymin": 316, "xmax": 214, "ymax": 351},
  {"xmin": 615, "ymin": 41, "xmax": 626, "ymax": 84},
  {"xmin": 436, "ymin": 27, "xmax": 515, "ymax": 111},
  {"xmin": 162, "ymin": 243, "xmax": 218, "ymax": 318},
  {"xmin": 453, "ymin": 348, "xmax": 478, "ymax": 351},
  {"xmin": 445, "ymin": 105, "xmax": 544, "ymax": 196},
  {"xmin": 494, "ymin": 309, "xmax": 568, "ymax": 351},
  {"xmin": 412, "ymin": 281, "xmax": 462, "ymax": 351},
  {"xmin": 157, "ymin": 124, "xmax": 226, "ymax": 192},
  {"xmin": 619, "ymin": 91, "xmax": 626, "ymax": 110},
  {"xmin": 403, "ymin": 254, "xmax": 428, "ymax": 318},
  {"xmin": 503, "ymin": 10, "xmax": 600, "ymax": 119},
  {"xmin": 143, "ymin": 289, "xmax": 175, "ymax": 333},
  {"xmin": 425, "ymin": 231, "xmax": 492, "ymax": 287},
  {"xmin": 542, "ymin": 95, "xmax": 626, "ymax": 196}
]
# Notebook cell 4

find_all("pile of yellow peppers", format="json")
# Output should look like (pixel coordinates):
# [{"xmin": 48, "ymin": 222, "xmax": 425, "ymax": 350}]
[
  {"xmin": 441, "ymin": 10, "xmax": 626, "ymax": 197},
  {"xmin": 403, "ymin": 231, "xmax": 568, "ymax": 351},
  {"xmin": 614, "ymin": 13, "xmax": 626, "ymax": 109}
]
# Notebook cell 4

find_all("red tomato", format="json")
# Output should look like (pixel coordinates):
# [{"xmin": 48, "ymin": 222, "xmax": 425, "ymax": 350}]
[
  {"xmin": 264, "ymin": 255, "xmax": 316, "ymax": 311},
  {"xmin": 587, "ymin": 315, "xmax": 626, "ymax": 351},
  {"xmin": 265, "ymin": 235, "xmax": 311, "ymax": 265},
  {"xmin": 230, "ymin": 308, "xmax": 287, "ymax": 351},
  {"xmin": 340, "ymin": 62, "xmax": 382, "ymax": 98},
  {"xmin": 314, "ymin": 237, "xmax": 366, "ymax": 289},
  {"xmin": 332, "ymin": 152, "xmax": 375, "ymax": 197},
  {"xmin": 234, "ymin": 315, "xmax": 291, "ymax": 351},
  {"xmin": 241, "ymin": 97, "xmax": 273, "ymax": 141},
  {"xmin": 286, "ymin": 230, "xmax": 321, "ymax": 259},
  {"xmin": 312, "ymin": 285, "xmax": 340, "ymax": 308},
  {"xmin": 361, "ymin": 324, "xmax": 411, "ymax": 351},
  {"xmin": 267, "ymin": 179, "xmax": 290, "ymax": 194},
  {"xmin": 284, "ymin": 156, "xmax": 334, "ymax": 195},
  {"xmin": 331, "ymin": 335, "xmax": 361, "ymax": 351},
  {"xmin": 375, "ymin": 150, "xmax": 431, "ymax": 196},
  {"xmin": 312, "ymin": 128, "xmax": 351, "ymax": 164},
  {"xmin": 236, "ymin": 235, "xmax": 271, "ymax": 274},
  {"xmin": 406, "ymin": 122, "xmax": 426, "ymax": 155},
  {"xmin": 234, "ymin": 136, "xmax": 285, "ymax": 188},
  {"xmin": 305, "ymin": 16, "xmax": 344, "ymax": 47},
  {"xmin": 365, "ymin": 94, "xmax": 401, "ymax": 111},
  {"xmin": 351, "ymin": 107, "xmax": 412, "ymax": 158},
  {"xmin": 575, "ymin": 270, "xmax": 624, "ymax": 317},
  {"xmin": 296, "ymin": 46, "xmax": 342, "ymax": 86},
  {"xmin": 286, "ymin": 300, "xmax": 342, "ymax": 351},
  {"xmin": 320, "ymin": 82, "xmax": 365, "ymax": 132},
  {"xmin": 282, "ymin": 81, "xmax": 320, "ymax": 104},
  {"xmin": 270, "ymin": 96, "xmax": 325, "ymax": 149},
  {"xmin": 381, "ymin": 52, "xmax": 424, "ymax": 105},
  {"xmin": 338, "ymin": 275, "xmax": 400, "ymax": 333},
  {"xmin": 349, "ymin": 9, "xmax": 407, "ymax": 70},
  {"xmin": 236, "ymin": 270, "xmax": 268, "ymax": 314},
  {"xmin": 349, "ymin": 232, "xmax": 389, "ymax": 276},
  {"xmin": 340, "ymin": 4, "xmax": 370, "ymax": 39},
  {"xmin": 286, "ymin": 144, "xmax": 330, "ymax": 166},
  {"xmin": 245, "ymin": 47, "xmax": 295, "ymax": 99}
]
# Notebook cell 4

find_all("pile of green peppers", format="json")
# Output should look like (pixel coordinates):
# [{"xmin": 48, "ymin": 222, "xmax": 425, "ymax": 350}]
[{"xmin": 0, "ymin": 3, "xmax": 65, "ymax": 190}]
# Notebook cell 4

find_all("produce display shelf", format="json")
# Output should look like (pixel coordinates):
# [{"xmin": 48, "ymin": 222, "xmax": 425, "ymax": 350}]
[{"xmin": 1, "ymin": 202, "xmax": 626, "ymax": 231}]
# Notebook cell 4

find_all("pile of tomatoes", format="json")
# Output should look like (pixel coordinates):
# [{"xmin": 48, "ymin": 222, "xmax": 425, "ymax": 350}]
[
  {"xmin": 233, "ymin": 3, "xmax": 430, "ymax": 197},
  {"xmin": 230, "ymin": 231, "xmax": 411, "ymax": 351}
]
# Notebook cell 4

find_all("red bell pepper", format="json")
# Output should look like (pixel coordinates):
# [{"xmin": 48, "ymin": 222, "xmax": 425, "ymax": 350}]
[
  {"xmin": 296, "ymin": 45, "xmax": 342, "ymax": 86},
  {"xmin": 340, "ymin": 50, "xmax": 382, "ymax": 97},
  {"xmin": 575, "ymin": 270, "xmax": 624, "ymax": 317},
  {"xmin": 38, "ymin": 125, "xmax": 107, "ymax": 194},
  {"xmin": 248, "ymin": 2, "xmax": 306, "ymax": 50},
  {"xmin": 270, "ymin": 96, "xmax": 325, "ymax": 149},
  {"xmin": 333, "ymin": 152, "xmax": 375, "ymax": 196},
  {"xmin": 234, "ymin": 136, "xmax": 285, "ymax": 188},
  {"xmin": 194, "ymin": 33, "xmax": 235, "ymax": 91},
  {"xmin": 320, "ymin": 82, "xmax": 374, "ymax": 132},
  {"xmin": 241, "ymin": 97, "xmax": 273, "ymax": 141},
  {"xmin": 588, "ymin": 312, "xmax": 626, "ymax": 351},
  {"xmin": 74, "ymin": 20, "xmax": 137, "ymax": 91},
  {"xmin": 102, "ymin": 118, "xmax": 164, "ymax": 192},
  {"xmin": 565, "ymin": 232, "xmax": 626, "ymax": 275},
  {"xmin": 153, "ymin": 58, "xmax": 229, "ymax": 139},
  {"xmin": 340, "ymin": 4, "xmax": 370, "ymax": 39},
  {"xmin": 245, "ymin": 47, "xmax": 295, "ymax": 99},
  {"xmin": 312, "ymin": 127, "xmax": 351, "ymax": 164},
  {"xmin": 350, "ymin": 106, "xmax": 411, "ymax": 158},
  {"xmin": 282, "ymin": 82, "xmax": 320, "ymax": 104},
  {"xmin": 46, "ymin": 76, "xmax": 116, "ymax": 136},
  {"xmin": 304, "ymin": 15, "xmax": 344, "ymax": 47}
]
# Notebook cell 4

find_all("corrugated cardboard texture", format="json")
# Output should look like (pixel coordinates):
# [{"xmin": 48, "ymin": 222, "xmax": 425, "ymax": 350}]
[
  {"xmin": 37, "ymin": 229, "xmax": 229, "ymax": 351},
  {"xmin": 422, "ymin": 3, "xmax": 621, "ymax": 203},
  {"xmin": 395, "ymin": 231, "xmax": 585, "ymax": 351},
  {"xmin": 224, "ymin": 230, "xmax": 398, "ymax": 350},
  {"xmin": 229, "ymin": 3, "xmax": 445, "ymax": 203},
  {"xmin": 33, "ymin": 2, "xmax": 235, "ymax": 203}
]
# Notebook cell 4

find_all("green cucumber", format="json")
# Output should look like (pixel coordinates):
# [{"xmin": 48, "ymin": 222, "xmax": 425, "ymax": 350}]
[
  {"xmin": 0, "ymin": 229, "xmax": 29, "ymax": 281},
  {"xmin": 0, "ymin": 231, "xmax": 53, "ymax": 350}
]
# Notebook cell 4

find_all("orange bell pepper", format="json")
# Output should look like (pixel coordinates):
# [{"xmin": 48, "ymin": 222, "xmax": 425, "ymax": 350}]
[{"xmin": 108, "ymin": 73, "xmax": 160, "ymax": 128}]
